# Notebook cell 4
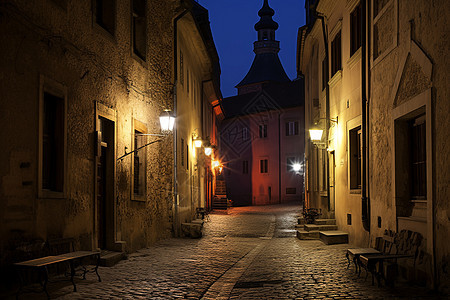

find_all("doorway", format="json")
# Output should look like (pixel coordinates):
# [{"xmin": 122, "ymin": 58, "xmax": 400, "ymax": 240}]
[
  {"xmin": 96, "ymin": 116, "xmax": 115, "ymax": 249},
  {"xmin": 329, "ymin": 151, "xmax": 335, "ymax": 212}
]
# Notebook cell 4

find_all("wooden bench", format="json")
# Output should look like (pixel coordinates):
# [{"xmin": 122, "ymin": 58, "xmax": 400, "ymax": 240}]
[
  {"xmin": 14, "ymin": 238, "xmax": 101, "ymax": 299},
  {"xmin": 346, "ymin": 232, "xmax": 395, "ymax": 275},
  {"xmin": 359, "ymin": 230, "xmax": 423, "ymax": 287}
]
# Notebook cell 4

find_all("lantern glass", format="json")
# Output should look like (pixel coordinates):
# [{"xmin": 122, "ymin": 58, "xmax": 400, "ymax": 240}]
[
  {"xmin": 309, "ymin": 129, "xmax": 323, "ymax": 141},
  {"xmin": 194, "ymin": 139, "xmax": 202, "ymax": 148},
  {"xmin": 205, "ymin": 147, "xmax": 212, "ymax": 156},
  {"xmin": 159, "ymin": 111, "xmax": 175, "ymax": 131}
]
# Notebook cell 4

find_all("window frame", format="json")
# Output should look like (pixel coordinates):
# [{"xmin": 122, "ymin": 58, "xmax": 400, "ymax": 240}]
[
  {"xmin": 93, "ymin": 0, "xmax": 117, "ymax": 36},
  {"xmin": 260, "ymin": 159, "xmax": 268, "ymax": 174},
  {"xmin": 38, "ymin": 75, "xmax": 68, "ymax": 199},
  {"xmin": 243, "ymin": 160, "xmax": 249, "ymax": 174},
  {"xmin": 349, "ymin": 126, "xmax": 362, "ymax": 191},
  {"xmin": 131, "ymin": 0, "xmax": 147, "ymax": 62},
  {"xmin": 131, "ymin": 119, "xmax": 147, "ymax": 201},
  {"xmin": 259, "ymin": 124, "xmax": 267, "ymax": 138},
  {"xmin": 286, "ymin": 121, "xmax": 299, "ymax": 136},
  {"xmin": 331, "ymin": 31, "xmax": 342, "ymax": 77},
  {"xmin": 242, "ymin": 127, "xmax": 249, "ymax": 141},
  {"xmin": 350, "ymin": 3, "xmax": 362, "ymax": 57}
]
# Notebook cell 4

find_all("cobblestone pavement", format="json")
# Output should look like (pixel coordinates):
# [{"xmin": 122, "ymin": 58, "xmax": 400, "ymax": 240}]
[{"xmin": 15, "ymin": 203, "xmax": 445, "ymax": 299}]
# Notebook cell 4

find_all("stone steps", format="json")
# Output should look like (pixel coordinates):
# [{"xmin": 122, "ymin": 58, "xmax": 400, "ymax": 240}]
[
  {"xmin": 296, "ymin": 230, "xmax": 320, "ymax": 240},
  {"xmin": 319, "ymin": 231, "xmax": 349, "ymax": 245},
  {"xmin": 296, "ymin": 217, "xmax": 348, "ymax": 244},
  {"xmin": 304, "ymin": 224, "xmax": 338, "ymax": 232},
  {"xmin": 100, "ymin": 251, "xmax": 125, "ymax": 267},
  {"xmin": 314, "ymin": 218, "xmax": 336, "ymax": 225}
]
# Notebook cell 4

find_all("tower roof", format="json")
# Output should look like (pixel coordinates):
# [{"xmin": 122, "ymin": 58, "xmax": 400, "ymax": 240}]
[
  {"xmin": 236, "ymin": 0, "xmax": 290, "ymax": 91},
  {"xmin": 236, "ymin": 53, "xmax": 290, "ymax": 87},
  {"xmin": 255, "ymin": 0, "xmax": 278, "ymax": 31}
]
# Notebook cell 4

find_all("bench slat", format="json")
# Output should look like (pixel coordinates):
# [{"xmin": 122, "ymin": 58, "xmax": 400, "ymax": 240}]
[{"xmin": 14, "ymin": 256, "xmax": 72, "ymax": 267}]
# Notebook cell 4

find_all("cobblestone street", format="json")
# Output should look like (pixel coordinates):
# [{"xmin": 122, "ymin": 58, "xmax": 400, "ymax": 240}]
[{"xmin": 17, "ymin": 204, "xmax": 444, "ymax": 299}]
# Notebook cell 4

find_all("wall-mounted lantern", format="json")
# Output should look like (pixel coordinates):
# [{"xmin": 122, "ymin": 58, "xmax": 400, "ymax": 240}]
[
  {"xmin": 309, "ymin": 117, "xmax": 338, "ymax": 148},
  {"xmin": 159, "ymin": 110, "xmax": 175, "ymax": 131},
  {"xmin": 193, "ymin": 137, "xmax": 203, "ymax": 148},
  {"xmin": 117, "ymin": 110, "xmax": 175, "ymax": 161}
]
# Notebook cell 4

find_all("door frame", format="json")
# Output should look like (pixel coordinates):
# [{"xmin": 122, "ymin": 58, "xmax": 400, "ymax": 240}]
[{"xmin": 94, "ymin": 102, "xmax": 117, "ymax": 250}]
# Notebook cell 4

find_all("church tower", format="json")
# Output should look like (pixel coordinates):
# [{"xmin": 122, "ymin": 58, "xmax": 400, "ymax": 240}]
[{"xmin": 236, "ymin": 0, "xmax": 290, "ymax": 95}]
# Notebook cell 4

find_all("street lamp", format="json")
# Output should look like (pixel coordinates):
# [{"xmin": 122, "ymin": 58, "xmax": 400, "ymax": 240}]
[
  {"xmin": 308, "ymin": 117, "xmax": 338, "ymax": 146},
  {"xmin": 293, "ymin": 163, "xmax": 302, "ymax": 173},
  {"xmin": 193, "ymin": 138, "xmax": 203, "ymax": 148},
  {"xmin": 159, "ymin": 110, "xmax": 175, "ymax": 131},
  {"xmin": 117, "ymin": 110, "xmax": 175, "ymax": 161}
]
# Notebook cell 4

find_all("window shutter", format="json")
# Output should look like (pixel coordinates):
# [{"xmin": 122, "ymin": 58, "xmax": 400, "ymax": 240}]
[{"xmin": 294, "ymin": 121, "xmax": 299, "ymax": 135}]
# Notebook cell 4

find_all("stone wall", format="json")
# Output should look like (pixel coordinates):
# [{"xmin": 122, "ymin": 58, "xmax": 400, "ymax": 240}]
[{"xmin": 0, "ymin": 0, "xmax": 177, "ymax": 262}]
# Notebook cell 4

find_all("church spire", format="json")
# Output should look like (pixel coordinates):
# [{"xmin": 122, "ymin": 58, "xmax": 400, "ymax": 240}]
[
  {"xmin": 254, "ymin": 0, "xmax": 279, "ymax": 54},
  {"xmin": 235, "ymin": 0, "xmax": 290, "ymax": 94}
]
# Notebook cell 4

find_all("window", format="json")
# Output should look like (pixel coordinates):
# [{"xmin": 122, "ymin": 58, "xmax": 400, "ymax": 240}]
[
  {"xmin": 243, "ymin": 160, "xmax": 249, "ymax": 174},
  {"xmin": 94, "ymin": 0, "xmax": 116, "ymax": 35},
  {"xmin": 331, "ymin": 31, "xmax": 342, "ymax": 76},
  {"xmin": 350, "ymin": 3, "xmax": 362, "ymax": 57},
  {"xmin": 42, "ymin": 92, "xmax": 65, "ymax": 192},
  {"xmin": 286, "ymin": 157, "xmax": 296, "ymax": 172},
  {"xmin": 259, "ymin": 124, "xmax": 267, "ymax": 138},
  {"xmin": 260, "ymin": 159, "xmax": 268, "ymax": 173},
  {"xmin": 186, "ymin": 69, "xmax": 189, "ymax": 93},
  {"xmin": 286, "ymin": 121, "xmax": 299, "ymax": 136},
  {"xmin": 322, "ymin": 58, "xmax": 327, "ymax": 91},
  {"xmin": 410, "ymin": 115, "xmax": 426, "ymax": 199},
  {"xmin": 180, "ymin": 51, "xmax": 184, "ymax": 85},
  {"xmin": 181, "ymin": 138, "xmax": 185, "ymax": 167},
  {"xmin": 242, "ymin": 127, "xmax": 249, "ymax": 141},
  {"xmin": 186, "ymin": 143, "xmax": 189, "ymax": 170},
  {"xmin": 349, "ymin": 126, "xmax": 362, "ymax": 189},
  {"xmin": 372, "ymin": 0, "xmax": 397, "ymax": 62},
  {"xmin": 132, "ymin": 0, "xmax": 146, "ymax": 60},
  {"xmin": 286, "ymin": 188, "xmax": 296, "ymax": 194},
  {"xmin": 132, "ymin": 124, "xmax": 147, "ymax": 200}
]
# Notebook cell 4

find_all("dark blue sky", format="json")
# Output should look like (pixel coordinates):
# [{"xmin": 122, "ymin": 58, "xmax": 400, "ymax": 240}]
[{"xmin": 199, "ymin": 0, "xmax": 306, "ymax": 98}]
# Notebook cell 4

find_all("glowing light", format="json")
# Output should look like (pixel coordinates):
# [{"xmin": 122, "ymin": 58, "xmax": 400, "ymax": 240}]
[
  {"xmin": 159, "ymin": 111, "xmax": 175, "ymax": 131},
  {"xmin": 205, "ymin": 147, "xmax": 212, "ymax": 156},
  {"xmin": 293, "ymin": 163, "xmax": 301, "ymax": 172},
  {"xmin": 309, "ymin": 129, "xmax": 323, "ymax": 141},
  {"xmin": 194, "ymin": 139, "xmax": 202, "ymax": 148}
]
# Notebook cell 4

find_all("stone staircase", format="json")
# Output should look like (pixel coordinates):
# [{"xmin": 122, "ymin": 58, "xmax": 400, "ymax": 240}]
[
  {"xmin": 213, "ymin": 180, "xmax": 228, "ymax": 210},
  {"xmin": 296, "ymin": 218, "xmax": 348, "ymax": 244}
]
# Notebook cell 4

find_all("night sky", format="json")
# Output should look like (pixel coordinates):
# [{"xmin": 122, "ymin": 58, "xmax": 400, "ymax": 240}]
[{"xmin": 199, "ymin": 0, "xmax": 306, "ymax": 98}]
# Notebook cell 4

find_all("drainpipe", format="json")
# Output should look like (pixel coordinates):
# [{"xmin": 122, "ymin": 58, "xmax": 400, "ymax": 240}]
[
  {"xmin": 278, "ymin": 113, "xmax": 281, "ymax": 204},
  {"xmin": 316, "ymin": 13, "xmax": 330, "ymax": 214},
  {"xmin": 173, "ymin": 7, "xmax": 189, "ymax": 237},
  {"xmin": 361, "ymin": 0, "xmax": 370, "ymax": 232}
]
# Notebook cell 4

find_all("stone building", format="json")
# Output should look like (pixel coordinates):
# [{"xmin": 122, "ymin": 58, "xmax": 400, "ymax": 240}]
[
  {"xmin": 0, "ymin": 0, "xmax": 222, "ymax": 269},
  {"xmin": 221, "ymin": 0, "xmax": 305, "ymax": 206},
  {"xmin": 175, "ymin": 2, "xmax": 223, "ymax": 231},
  {"xmin": 298, "ymin": 0, "xmax": 449, "ymax": 291}
]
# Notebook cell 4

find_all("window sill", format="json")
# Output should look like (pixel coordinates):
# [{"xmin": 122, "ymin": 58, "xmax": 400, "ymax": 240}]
[
  {"xmin": 349, "ymin": 189, "xmax": 361, "ymax": 194},
  {"xmin": 328, "ymin": 70, "xmax": 342, "ymax": 87},
  {"xmin": 132, "ymin": 196, "xmax": 146, "ymax": 202},
  {"xmin": 39, "ymin": 190, "xmax": 65, "ymax": 199},
  {"xmin": 347, "ymin": 47, "xmax": 361, "ymax": 69}
]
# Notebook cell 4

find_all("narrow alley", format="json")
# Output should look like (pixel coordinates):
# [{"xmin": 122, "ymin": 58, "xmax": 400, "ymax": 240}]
[{"xmin": 12, "ymin": 204, "xmax": 439, "ymax": 300}]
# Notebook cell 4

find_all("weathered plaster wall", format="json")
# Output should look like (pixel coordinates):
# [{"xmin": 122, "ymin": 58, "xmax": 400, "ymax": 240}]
[
  {"xmin": 370, "ymin": 0, "xmax": 450, "ymax": 290},
  {"xmin": 0, "ymin": 0, "xmax": 177, "ymax": 260}
]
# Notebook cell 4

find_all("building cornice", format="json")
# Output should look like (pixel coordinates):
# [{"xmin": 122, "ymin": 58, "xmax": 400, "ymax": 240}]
[{"xmin": 316, "ymin": 0, "xmax": 337, "ymax": 17}]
